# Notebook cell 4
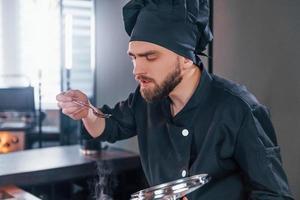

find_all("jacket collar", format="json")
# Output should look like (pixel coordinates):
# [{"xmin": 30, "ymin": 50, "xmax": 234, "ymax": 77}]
[{"xmin": 161, "ymin": 66, "xmax": 213, "ymax": 120}]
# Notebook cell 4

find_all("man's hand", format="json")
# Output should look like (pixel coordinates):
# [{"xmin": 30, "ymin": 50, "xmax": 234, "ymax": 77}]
[
  {"xmin": 182, "ymin": 197, "xmax": 188, "ymax": 200},
  {"xmin": 56, "ymin": 90, "xmax": 90, "ymax": 120}
]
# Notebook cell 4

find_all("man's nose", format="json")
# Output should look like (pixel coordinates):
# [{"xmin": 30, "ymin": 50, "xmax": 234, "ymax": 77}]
[{"xmin": 132, "ymin": 59, "xmax": 145, "ymax": 76}]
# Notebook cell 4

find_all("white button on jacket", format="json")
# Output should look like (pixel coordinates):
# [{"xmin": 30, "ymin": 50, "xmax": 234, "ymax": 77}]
[{"xmin": 182, "ymin": 129, "xmax": 189, "ymax": 136}]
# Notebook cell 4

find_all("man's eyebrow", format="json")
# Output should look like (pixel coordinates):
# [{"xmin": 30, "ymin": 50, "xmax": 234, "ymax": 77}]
[{"xmin": 127, "ymin": 50, "xmax": 159, "ymax": 57}]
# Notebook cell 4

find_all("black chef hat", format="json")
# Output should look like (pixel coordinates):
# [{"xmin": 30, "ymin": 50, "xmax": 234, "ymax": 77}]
[{"xmin": 123, "ymin": 0, "xmax": 213, "ymax": 67}]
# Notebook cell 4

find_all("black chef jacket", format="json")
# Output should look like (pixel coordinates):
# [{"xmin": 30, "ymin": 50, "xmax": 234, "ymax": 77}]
[{"xmin": 93, "ymin": 68, "xmax": 293, "ymax": 199}]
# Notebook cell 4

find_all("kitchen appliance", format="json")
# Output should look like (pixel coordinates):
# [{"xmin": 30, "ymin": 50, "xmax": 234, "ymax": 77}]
[{"xmin": 0, "ymin": 131, "xmax": 25, "ymax": 153}]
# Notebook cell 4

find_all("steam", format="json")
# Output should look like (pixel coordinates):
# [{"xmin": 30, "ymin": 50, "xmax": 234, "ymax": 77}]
[{"xmin": 91, "ymin": 161, "xmax": 118, "ymax": 200}]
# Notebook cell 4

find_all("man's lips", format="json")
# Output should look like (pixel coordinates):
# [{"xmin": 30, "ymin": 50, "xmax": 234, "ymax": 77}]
[
  {"xmin": 140, "ymin": 79, "xmax": 151, "ymax": 84},
  {"xmin": 139, "ymin": 80, "xmax": 152, "ymax": 88},
  {"xmin": 136, "ymin": 76, "xmax": 153, "ymax": 86}
]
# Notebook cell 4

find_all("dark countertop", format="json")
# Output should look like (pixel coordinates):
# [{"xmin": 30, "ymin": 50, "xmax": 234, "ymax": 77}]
[{"xmin": 0, "ymin": 145, "xmax": 140, "ymax": 186}]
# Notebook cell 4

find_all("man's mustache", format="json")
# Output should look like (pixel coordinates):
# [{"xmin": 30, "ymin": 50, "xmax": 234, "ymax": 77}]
[{"xmin": 135, "ymin": 75, "xmax": 154, "ymax": 82}]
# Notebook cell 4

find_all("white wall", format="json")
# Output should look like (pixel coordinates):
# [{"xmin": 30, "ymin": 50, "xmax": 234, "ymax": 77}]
[{"xmin": 214, "ymin": 0, "xmax": 300, "ymax": 198}]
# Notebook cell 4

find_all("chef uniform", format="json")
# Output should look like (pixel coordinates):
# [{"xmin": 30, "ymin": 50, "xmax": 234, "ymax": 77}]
[{"xmin": 88, "ymin": 0, "xmax": 294, "ymax": 199}]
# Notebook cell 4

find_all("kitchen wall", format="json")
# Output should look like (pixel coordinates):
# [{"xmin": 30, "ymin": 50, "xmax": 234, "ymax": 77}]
[
  {"xmin": 214, "ymin": 0, "xmax": 300, "ymax": 198},
  {"xmin": 95, "ymin": 0, "xmax": 139, "ymax": 153}
]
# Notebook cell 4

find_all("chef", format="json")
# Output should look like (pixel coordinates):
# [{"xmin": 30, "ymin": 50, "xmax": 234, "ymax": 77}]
[{"xmin": 56, "ymin": 0, "xmax": 294, "ymax": 199}]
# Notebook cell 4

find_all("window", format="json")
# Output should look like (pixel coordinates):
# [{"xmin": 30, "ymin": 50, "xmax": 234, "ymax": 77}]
[
  {"xmin": 0, "ymin": 0, "xmax": 94, "ymax": 109},
  {"xmin": 62, "ymin": 0, "xmax": 95, "ymax": 99},
  {"xmin": 19, "ymin": 0, "xmax": 61, "ymax": 109},
  {"xmin": 0, "ymin": 1, "xmax": 2, "ymax": 74},
  {"xmin": 0, "ymin": 0, "xmax": 61, "ymax": 109}
]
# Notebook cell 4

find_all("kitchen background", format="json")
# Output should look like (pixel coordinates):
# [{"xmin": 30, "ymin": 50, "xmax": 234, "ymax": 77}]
[{"xmin": 0, "ymin": 0, "xmax": 299, "ymax": 199}]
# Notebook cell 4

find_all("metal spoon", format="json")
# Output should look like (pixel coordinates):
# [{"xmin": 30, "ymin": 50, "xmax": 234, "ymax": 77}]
[{"xmin": 72, "ymin": 99, "xmax": 112, "ymax": 119}]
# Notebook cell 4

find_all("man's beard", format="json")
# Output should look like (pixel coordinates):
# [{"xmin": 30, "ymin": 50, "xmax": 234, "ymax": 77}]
[{"xmin": 138, "ymin": 61, "xmax": 182, "ymax": 103}]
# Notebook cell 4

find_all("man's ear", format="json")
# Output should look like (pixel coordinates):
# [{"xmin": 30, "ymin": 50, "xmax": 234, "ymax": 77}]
[{"xmin": 182, "ymin": 57, "xmax": 194, "ymax": 69}]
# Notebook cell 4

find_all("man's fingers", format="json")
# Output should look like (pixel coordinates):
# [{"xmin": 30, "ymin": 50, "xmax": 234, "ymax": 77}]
[
  {"xmin": 62, "ymin": 105, "xmax": 83, "ymax": 115},
  {"xmin": 56, "ymin": 92, "xmax": 73, "ymax": 102},
  {"xmin": 61, "ymin": 104, "xmax": 88, "ymax": 120},
  {"xmin": 56, "ymin": 90, "xmax": 89, "ymax": 120},
  {"xmin": 65, "ymin": 89, "xmax": 84, "ymax": 98},
  {"xmin": 71, "ymin": 106, "xmax": 88, "ymax": 120},
  {"xmin": 182, "ymin": 197, "xmax": 188, "ymax": 200},
  {"xmin": 58, "ymin": 101, "xmax": 81, "ymax": 109},
  {"xmin": 56, "ymin": 90, "xmax": 84, "ymax": 101}
]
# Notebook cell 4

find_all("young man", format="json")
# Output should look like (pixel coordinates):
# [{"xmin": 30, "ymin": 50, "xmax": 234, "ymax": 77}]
[{"xmin": 57, "ymin": 0, "xmax": 293, "ymax": 199}]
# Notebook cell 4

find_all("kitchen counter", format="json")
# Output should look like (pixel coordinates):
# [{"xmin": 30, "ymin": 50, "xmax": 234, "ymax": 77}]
[{"xmin": 0, "ymin": 145, "xmax": 141, "ymax": 186}]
